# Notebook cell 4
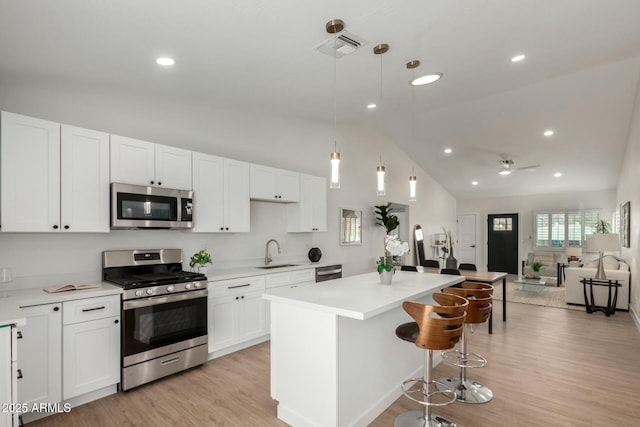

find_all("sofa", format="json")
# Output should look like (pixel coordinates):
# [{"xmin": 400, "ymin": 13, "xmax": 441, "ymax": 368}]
[
  {"xmin": 522, "ymin": 251, "xmax": 560, "ymax": 281},
  {"xmin": 564, "ymin": 256, "xmax": 630, "ymax": 310}
]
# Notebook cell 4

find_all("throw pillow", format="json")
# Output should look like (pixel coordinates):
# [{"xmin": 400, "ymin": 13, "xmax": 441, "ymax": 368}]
[{"xmin": 533, "ymin": 253, "xmax": 554, "ymax": 266}]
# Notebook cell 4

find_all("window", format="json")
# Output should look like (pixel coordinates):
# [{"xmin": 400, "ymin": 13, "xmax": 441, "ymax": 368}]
[
  {"xmin": 493, "ymin": 217, "xmax": 512, "ymax": 231},
  {"xmin": 534, "ymin": 210, "xmax": 600, "ymax": 249}
]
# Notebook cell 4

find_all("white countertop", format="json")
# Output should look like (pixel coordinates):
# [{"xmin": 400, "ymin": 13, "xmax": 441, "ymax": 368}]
[
  {"xmin": 263, "ymin": 271, "xmax": 464, "ymax": 320},
  {"xmin": 0, "ymin": 282, "xmax": 122, "ymax": 327},
  {"xmin": 205, "ymin": 261, "xmax": 338, "ymax": 281}
]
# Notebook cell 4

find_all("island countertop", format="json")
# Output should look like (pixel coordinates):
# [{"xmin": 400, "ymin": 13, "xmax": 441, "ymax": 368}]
[{"xmin": 263, "ymin": 270, "xmax": 463, "ymax": 320}]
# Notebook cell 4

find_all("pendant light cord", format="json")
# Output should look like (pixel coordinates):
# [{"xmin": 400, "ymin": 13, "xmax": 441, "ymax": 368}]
[{"xmin": 333, "ymin": 35, "xmax": 338, "ymax": 152}]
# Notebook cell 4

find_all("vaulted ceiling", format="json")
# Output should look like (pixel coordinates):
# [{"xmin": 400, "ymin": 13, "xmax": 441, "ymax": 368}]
[{"xmin": 2, "ymin": 0, "xmax": 640, "ymax": 199}]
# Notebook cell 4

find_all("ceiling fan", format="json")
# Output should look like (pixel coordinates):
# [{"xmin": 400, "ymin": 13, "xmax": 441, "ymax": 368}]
[{"xmin": 498, "ymin": 159, "xmax": 541, "ymax": 175}]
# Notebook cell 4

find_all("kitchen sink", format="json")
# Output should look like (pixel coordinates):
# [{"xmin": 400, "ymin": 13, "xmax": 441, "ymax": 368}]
[{"xmin": 256, "ymin": 264, "xmax": 299, "ymax": 269}]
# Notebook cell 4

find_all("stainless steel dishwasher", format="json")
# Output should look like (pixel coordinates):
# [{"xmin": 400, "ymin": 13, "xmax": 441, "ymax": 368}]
[{"xmin": 315, "ymin": 264, "xmax": 342, "ymax": 282}]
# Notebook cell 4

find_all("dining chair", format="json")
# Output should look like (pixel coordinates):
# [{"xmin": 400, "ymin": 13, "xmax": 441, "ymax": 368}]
[
  {"xmin": 440, "ymin": 268, "xmax": 461, "ymax": 275},
  {"xmin": 422, "ymin": 259, "xmax": 440, "ymax": 268},
  {"xmin": 459, "ymin": 263, "xmax": 477, "ymax": 271}
]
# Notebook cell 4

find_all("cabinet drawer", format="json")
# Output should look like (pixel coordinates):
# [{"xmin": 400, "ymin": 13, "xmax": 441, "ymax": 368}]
[
  {"xmin": 63, "ymin": 295, "xmax": 120, "ymax": 325},
  {"xmin": 265, "ymin": 272, "xmax": 291, "ymax": 289},
  {"xmin": 210, "ymin": 276, "xmax": 265, "ymax": 297},
  {"xmin": 266, "ymin": 269, "xmax": 315, "ymax": 289},
  {"xmin": 290, "ymin": 269, "xmax": 315, "ymax": 284}
]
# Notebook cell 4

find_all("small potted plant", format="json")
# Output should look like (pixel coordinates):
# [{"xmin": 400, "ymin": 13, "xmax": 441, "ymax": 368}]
[
  {"xmin": 190, "ymin": 249, "xmax": 212, "ymax": 275},
  {"xmin": 529, "ymin": 261, "xmax": 543, "ymax": 278}
]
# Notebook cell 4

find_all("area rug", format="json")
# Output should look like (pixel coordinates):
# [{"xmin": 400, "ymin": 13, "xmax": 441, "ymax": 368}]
[{"xmin": 493, "ymin": 280, "xmax": 583, "ymax": 311}]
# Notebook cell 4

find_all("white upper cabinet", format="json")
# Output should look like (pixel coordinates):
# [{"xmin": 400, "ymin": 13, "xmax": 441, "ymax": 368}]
[
  {"xmin": 110, "ymin": 135, "xmax": 192, "ymax": 189},
  {"xmin": 1, "ymin": 112, "xmax": 109, "ymax": 232},
  {"xmin": 250, "ymin": 164, "xmax": 300, "ymax": 202},
  {"xmin": 60, "ymin": 125, "xmax": 110, "ymax": 232},
  {"xmin": 287, "ymin": 174, "xmax": 327, "ymax": 232},
  {"xmin": 155, "ymin": 143, "xmax": 193, "ymax": 190},
  {"xmin": 1, "ymin": 112, "xmax": 60, "ymax": 232},
  {"xmin": 109, "ymin": 135, "xmax": 155, "ymax": 186},
  {"xmin": 192, "ymin": 152, "xmax": 250, "ymax": 232}
]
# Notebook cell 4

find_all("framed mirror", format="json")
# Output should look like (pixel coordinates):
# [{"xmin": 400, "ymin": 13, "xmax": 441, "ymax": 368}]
[
  {"xmin": 340, "ymin": 208, "xmax": 362, "ymax": 245},
  {"xmin": 414, "ymin": 224, "xmax": 425, "ymax": 266}
]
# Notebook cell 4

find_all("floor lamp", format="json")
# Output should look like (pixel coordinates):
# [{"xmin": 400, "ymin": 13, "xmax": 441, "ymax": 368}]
[{"xmin": 585, "ymin": 234, "xmax": 620, "ymax": 280}]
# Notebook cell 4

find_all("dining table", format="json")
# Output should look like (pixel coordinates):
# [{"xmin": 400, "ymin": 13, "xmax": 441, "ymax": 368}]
[{"xmin": 422, "ymin": 267, "xmax": 508, "ymax": 334}]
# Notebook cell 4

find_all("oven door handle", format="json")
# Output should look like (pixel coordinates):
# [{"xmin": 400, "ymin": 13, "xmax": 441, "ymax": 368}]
[{"xmin": 123, "ymin": 289, "xmax": 208, "ymax": 310}]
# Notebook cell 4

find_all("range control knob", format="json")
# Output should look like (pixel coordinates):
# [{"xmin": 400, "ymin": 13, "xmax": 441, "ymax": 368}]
[
  {"xmin": 167, "ymin": 285, "xmax": 175, "ymax": 292},
  {"xmin": 146, "ymin": 288, "xmax": 155, "ymax": 295},
  {"xmin": 193, "ymin": 282, "xmax": 201, "ymax": 289},
  {"xmin": 135, "ymin": 290, "xmax": 143, "ymax": 297},
  {"xmin": 185, "ymin": 283, "xmax": 193, "ymax": 290}
]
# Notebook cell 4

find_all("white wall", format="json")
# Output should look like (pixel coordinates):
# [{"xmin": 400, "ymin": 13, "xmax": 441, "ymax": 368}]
[
  {"xmin": 457, "ymin": 189, "xmax": 616, "ymax": 272},
  {"xmin": 616, "ymin": 71, "xmax": 640, "ymax": 325},
  {"xmin": 0, "ymin": 81, "xmax": 456, "ymax": 288}
]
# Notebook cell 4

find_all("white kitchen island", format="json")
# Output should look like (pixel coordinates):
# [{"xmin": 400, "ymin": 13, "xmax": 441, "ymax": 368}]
[{"xmin": 263, "ymin": 271, "xmax": 464, "ymax": 427}]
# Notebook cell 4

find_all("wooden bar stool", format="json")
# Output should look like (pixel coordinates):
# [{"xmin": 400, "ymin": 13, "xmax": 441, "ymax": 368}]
[
  {"xmin": 394, "ymin": 293, "xmax": 468, "ymax": 427},
  {"xmin": 439, "ymin": 281, "xmax": 493, "ymax": 404}
]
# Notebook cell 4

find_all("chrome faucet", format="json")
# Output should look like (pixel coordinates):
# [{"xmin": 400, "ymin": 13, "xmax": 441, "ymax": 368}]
[{"xmin": 265, "ymin": 239, "xmax": 281, "ymax": 265}]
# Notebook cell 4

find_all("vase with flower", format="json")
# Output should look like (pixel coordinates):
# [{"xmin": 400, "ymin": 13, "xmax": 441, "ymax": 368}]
[{"xmin": 376, "ymin": 235, "xmax": 410, "ymax": 284}]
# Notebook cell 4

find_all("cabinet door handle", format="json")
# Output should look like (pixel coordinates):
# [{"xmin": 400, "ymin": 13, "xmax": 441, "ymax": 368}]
[
  {"xmin": 228, "ymin": 284, "xmax": 251, "ymax": 289},
  {"xmin": 53, "ymin": 306, "xmax": 60, "ymax": 312},
  {"xmin": 82, "ymin": 306, "xmax": 106, "ymax": 312},
  {"xmin": 17, "ymin": 331, "xmax": 23, "ymax": 339},
  {"xmin": 150, "ymin": 181, "xmax": 154, "ymax": 185},
  {"xmin": 17, "ymin": 369, "xmax": 23, "ymax": 379},
  {"xmin": 157, "ymin": 182, "xmax": 162, "ymax": 186},
  {"xmin": 53, "ymin": 225, "xmax": 59, "ymax": 229},
  {"xmin": 114, "ymin": 319, "xmax": 119, "ymax": 324},
  {"xmin": 64, "ymin": 225, "xmax": 70, "ymax": 230}
]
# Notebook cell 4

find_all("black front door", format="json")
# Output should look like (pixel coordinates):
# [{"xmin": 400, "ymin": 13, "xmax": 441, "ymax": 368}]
[{"xmin": 487, "ymin": 213, "xmax": 518, "ymax": 274}]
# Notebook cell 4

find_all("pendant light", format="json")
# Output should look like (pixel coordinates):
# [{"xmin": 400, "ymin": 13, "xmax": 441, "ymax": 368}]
[
  {"xmin": 374, "ymin": 43, "xmax": 388, "ymax": 196},
  {"xmin": 377, "ymin": 155, "xmax": 386, "ymax": 196},
  {"xmin": 409, "ymin": 169, "xmax": 417, "ymax": 201},
  {"xmin": 407, "ymin": 60, "xmax": 420, "ymax": 202},
  {"xmin": 326, "ymin": 19, "xmax": 344, "ymax": 189}
]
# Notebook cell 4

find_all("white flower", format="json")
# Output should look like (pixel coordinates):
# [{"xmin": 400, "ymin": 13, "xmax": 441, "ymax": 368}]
[{"xmin": 385, "ymin": 235, "xmax": 409, "ymax": 257}]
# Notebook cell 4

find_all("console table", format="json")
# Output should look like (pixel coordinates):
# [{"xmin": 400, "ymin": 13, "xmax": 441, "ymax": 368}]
[{"xmin": 580, "ymin": 278, "xmax": 621, "ymax": 316}]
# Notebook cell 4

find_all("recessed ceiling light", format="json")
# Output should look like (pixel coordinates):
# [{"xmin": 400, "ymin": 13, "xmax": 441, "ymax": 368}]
[
  {"xmin": 444, "ymin": 148, "xmax": 452, "ymax": 154},
  {"xmin": 156, "ymin": 57, "xmax": 175, "ymax": 66},
  {"xmin": 543, "ymin": 129, "xmax": 554, "ymax": 137},
  {"xmin": 554, "ymin": 172, "xmax": 562, "ymax": 178},
  {"xmin": 367, "ymin": 103, "xmax": 377, "ymax": 109},
  {"xmin": 471, "ymin": 181, "xmax": 478, "ymax": 186},
  {"xmin": 411, "ymin": 73, "xmax": 443, "ymax": 86},
  {"xmin": 499, "ymin": 170, "xmax": 512, "ymax": 176},
  {"xmin": 511, "ymin": 54, "xmax": 526, "ymax": 62}
]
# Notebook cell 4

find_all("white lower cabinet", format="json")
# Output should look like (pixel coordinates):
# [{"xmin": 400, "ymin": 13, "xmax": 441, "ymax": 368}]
[
  {"xmin": 1, "ymin": 325, "xmax": 18, "ymax": 427},
  {"xmin": 62, "ymin": 295, "xmax": 120, "ymax": 399},
  {"xmin": 14, "ymin": 294, "xmax": 120, "ymax": 424},
  {"xmin": 16, "ymin": 303, "xmax": 62, "ymax": 411},
  {"xmin": 208, "ymin": 276, "xmax": 266, "ymax": 354},
  {"xmin": 264, "ymin": 269, "xmax": 315, "ymax": 333}
]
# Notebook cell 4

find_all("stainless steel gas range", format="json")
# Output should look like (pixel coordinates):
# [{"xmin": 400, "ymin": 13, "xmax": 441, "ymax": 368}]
[{"xmin": 102, "ymin": 249, "xmax": 208, "ymax": 391}]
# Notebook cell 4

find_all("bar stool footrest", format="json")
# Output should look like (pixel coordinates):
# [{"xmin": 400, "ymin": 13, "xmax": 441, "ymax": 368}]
[
  {"xmin": 441, "ymin": 349, "xmax": 487, "ymax": 368},
  {"xmin": 400, "ymin": 378, "xmax": 457, "ymax": 407}
]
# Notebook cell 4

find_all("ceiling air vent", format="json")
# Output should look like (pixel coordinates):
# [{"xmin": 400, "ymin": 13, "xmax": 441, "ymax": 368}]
[{"xmin": 313, "ymin": 30, "xmax": 369, "ymax": 58}]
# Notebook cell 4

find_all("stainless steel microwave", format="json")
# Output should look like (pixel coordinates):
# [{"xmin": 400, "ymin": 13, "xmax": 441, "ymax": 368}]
[{"xmin": 111, "ymin": 183, "xmax": 193, "ymax": 229}]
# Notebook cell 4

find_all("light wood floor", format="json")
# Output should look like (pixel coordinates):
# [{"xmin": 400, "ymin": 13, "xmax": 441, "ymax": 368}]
[{"xmin": 31, "ymin": 302, "xmax": 640, "ymax": 427}]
